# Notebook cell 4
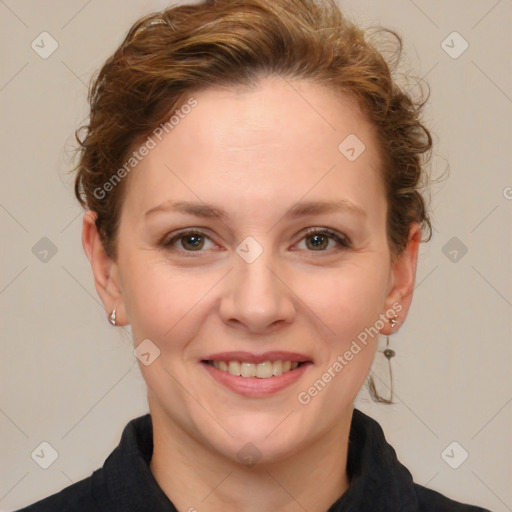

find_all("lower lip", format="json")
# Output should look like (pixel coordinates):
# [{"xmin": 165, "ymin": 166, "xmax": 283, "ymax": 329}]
[{"xmin": 201, "ymin": 362, "xmax": 311, "ymax": 398}]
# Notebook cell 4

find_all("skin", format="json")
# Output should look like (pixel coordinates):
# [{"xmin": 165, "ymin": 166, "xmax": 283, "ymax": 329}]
[{"xmin": 82, "ymin": 75, "xmax": 420, "ymax": 512}]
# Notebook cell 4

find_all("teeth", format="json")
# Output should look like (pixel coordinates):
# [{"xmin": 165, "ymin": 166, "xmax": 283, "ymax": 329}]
[
  {"xmin": 256, "ymin": 361, "xmax": 273, "ymax": 378},
  {"xmin": 272, "ymin": 360, "xmax": 283, "ymax": 376},
  {"xmin": 209, "ymin": 359, "xmax": 304, "ymax": 378},
  {"xmin": 228, "ymin": 361, "xmax": 241, "ymax": 376},
  {"xmin": 241, "ymin": 362, "xmax": 256, "ymax": 377}
]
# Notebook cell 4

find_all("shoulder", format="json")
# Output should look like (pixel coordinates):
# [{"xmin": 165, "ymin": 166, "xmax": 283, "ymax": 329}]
[
  {"xmin": 13, "ymin": 413, "xmax": 169, "ymax": 512},
  {"xmin": 414, "ymin": 483, "xmax": 492, "ymax": 512},
  {"xmin": 13, "ymin": 470, "xmax": 106, "ymax": 511},
  {"xmin": 349, "ymin": 409, "xmax": 492, "ymax": 512}
]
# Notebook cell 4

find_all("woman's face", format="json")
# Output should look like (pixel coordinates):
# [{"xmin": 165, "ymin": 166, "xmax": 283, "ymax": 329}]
[{"xmin": 86, "ymin": 76, "xmax": 418, "ymax": 464}]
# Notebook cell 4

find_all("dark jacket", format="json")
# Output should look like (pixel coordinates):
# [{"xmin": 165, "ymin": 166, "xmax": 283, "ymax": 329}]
[{"xmin": 15, "ymin": 409, "xmax": 492, "ymax": 511}]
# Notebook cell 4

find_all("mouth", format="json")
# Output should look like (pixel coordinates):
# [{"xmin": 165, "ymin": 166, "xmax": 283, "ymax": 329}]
[
  {"xmin": 203, "ymin": 359, "xmax": 309, "ymax": 378},
  {"xmin": 200, "ymin": 351, "xmax": 313, "ymax": 397}
]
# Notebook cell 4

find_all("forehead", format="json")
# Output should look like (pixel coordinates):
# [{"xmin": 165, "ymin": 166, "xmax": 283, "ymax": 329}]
[{"xmin": 122, "ymin": 76, "xmax": 384, "ymax": 219}]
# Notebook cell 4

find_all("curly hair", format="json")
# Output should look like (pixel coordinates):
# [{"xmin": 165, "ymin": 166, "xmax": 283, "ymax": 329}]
[{"xmin": 73, "ymin": 0, "xmax": 432, "ymax": 262}]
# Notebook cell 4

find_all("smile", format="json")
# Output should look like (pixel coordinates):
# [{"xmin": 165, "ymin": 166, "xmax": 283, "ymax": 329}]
[
  {"xmin": 201, "ymin": 351, "xmax": 313, "ymax": 397},
  {"xmin": 205, "ymin": 359, "xmax": 304, "ymax": 378}
]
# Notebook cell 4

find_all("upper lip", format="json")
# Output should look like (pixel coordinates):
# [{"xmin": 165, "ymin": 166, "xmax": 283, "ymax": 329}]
[{"xmin": 202, "ymin": 351, "xmax": 313, "ymax": 364}]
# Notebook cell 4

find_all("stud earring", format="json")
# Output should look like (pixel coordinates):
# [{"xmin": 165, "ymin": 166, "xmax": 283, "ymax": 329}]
[{"xmin": 109, "ymin": 308, "xmax": 117, "ymax": 326}]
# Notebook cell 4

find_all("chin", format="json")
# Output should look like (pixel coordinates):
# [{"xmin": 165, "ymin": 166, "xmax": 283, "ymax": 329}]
[{"xmin": 214, "ymin": 415, "xmax": 309, "ymax": 464}]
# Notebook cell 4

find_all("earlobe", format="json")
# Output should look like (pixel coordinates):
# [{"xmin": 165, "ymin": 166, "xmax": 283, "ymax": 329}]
[
  {"xmin": 382, "ymin": 223, "xmax": 422, "ymax": 335},
  {"xmin": 82, "ymin": 210, "xmax": 126, "ymax": 325}
]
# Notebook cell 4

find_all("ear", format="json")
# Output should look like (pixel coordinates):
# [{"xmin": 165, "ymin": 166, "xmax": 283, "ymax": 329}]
[
  {"xmin": 82, "ymin": 210, "xmax": 127, "ymax": 326},
  {"xmin": 381, "ymin": 222, "xmax": 421, "ymax": 335}
]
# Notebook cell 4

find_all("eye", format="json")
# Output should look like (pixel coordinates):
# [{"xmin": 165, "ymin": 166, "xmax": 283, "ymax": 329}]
[
  {"xmin": 161, "ymin": 227, "xmax": 351, "ymax": 255},
  {"xmin": 162, "ymin": 229, "xmax": 215, "ymax": 252},
  {"xmin": 296, "ymin": 228, "xmax": 351, "ymax": 252}
]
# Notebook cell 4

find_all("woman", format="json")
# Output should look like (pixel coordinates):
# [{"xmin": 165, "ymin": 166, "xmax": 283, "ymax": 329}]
[{"xmin": 17, "ymin": 0, "xmax": 492, "ymax": 510}]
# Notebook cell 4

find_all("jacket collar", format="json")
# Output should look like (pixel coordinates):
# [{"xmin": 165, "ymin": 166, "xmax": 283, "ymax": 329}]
[
  {"xmin": 98, "ymin": 409, "xmax": 419, "ymax": 511},
  {"xmin": 328, "ymin": 409, "xmax": 419, "ymax": 511},
  {"xmin": 98, "ymin": 413, "xmax": 177, "ymax": 511}
]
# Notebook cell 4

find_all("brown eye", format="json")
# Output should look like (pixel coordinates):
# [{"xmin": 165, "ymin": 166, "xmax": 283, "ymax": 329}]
[
  {"xmin": 180, "ymin": 233, "xmax": 205, "ymax": 251},
  {"xmin": 297, "ymin": 228, "xmax": 351, "ymax": 252},
  {"xmin": 305, "ymin": 233, "xmax": 329, "ymax": 250},
  {"xmin": 163, "ymin": 230, "xmax": 214, "ymax": 252}
]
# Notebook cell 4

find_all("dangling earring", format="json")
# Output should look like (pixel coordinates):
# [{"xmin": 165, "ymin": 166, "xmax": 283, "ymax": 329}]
[
  {"xmin": 369, "ymin": 312, "xmax": 399, "ymax": 403},
  {"xmin": 384, "ymin": 314, "xmax": 398, "ymax": 359},
  {"xmin": 382, "ymin": 313, "xmax": 399, "ymax": 402},
  {"xmin": 109, "ymin": 308, "xmax": 117, "ymax": 326}
]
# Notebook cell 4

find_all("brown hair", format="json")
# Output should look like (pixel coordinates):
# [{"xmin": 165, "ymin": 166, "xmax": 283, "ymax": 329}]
[{"xmin": 73, "ymin": 0, "xmax": 432, "ymax": 261}]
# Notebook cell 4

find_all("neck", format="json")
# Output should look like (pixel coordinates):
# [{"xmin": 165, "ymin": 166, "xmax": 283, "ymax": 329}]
[{"xmin": 148, "ymin": 403, "xmax": 352, "ymax": 512}]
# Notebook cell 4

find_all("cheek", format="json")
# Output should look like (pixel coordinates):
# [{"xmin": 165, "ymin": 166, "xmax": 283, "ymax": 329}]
[
  {"xmin": 120, "ymin": 257, "xmax": 217, "ymax": 344},
  {"xmin": 122, "ymin": 253, "xmax": 390, "ymax": 347},
  {"xmin": 294, "ymin": 262, "xmax": 390, "ymax": 343},
  {"xmin": 292, "ymin": 265, "xmax": 389, "ymax": 415}
]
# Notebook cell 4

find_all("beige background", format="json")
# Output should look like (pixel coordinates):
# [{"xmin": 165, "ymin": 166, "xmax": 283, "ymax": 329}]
[{"xmin": 1, "ymin": 0, "xmax": 511, "ymax": 511}]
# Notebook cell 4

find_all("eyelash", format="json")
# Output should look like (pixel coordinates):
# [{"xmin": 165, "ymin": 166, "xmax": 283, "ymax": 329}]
[
  {"xmin": 300, "ymin": 227, "xmax": 352, "ymax": 251},
  {"xmin": 161, "ymin": 227, "xmax": 351, "ymax": 255}
]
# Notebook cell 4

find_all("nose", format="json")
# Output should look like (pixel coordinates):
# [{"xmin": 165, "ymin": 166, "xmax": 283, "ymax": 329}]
[{"xmin": 219, "ymin": 249, "xmax": 296, "ymax": 334}]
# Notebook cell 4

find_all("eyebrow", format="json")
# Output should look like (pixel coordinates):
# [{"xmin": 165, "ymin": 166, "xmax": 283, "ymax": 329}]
[{"xmin": 144, "ymin": 199, "xmax": 366, "ymax": 220}]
